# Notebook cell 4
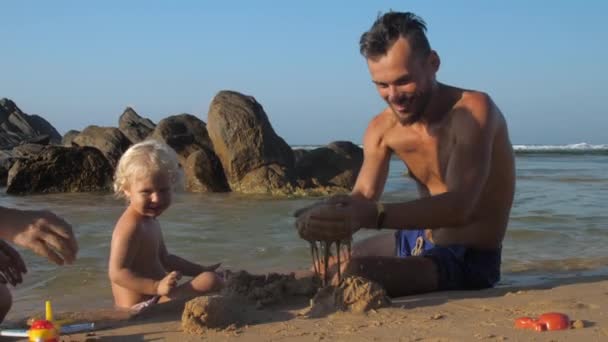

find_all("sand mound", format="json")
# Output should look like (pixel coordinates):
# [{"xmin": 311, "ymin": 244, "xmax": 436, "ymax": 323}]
[
  {"xmin": 221, "ymin": 270, "xmax": 318, "ymax": 308},
  {"xmin": 181, "ymin": 295, "xmax": 245, "ymax": 334},
  {"xmin": 182, "ymin": 271, "xmax": 319, "ymax": 335},
  {"xmin": 304, "ymin": 276, "xmax": 391, "ymax": 318}
]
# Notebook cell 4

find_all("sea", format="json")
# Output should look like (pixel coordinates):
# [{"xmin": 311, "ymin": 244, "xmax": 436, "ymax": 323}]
[{"xmin": 2, "ymin": 142, "xmax": 608, "ymax": 320}]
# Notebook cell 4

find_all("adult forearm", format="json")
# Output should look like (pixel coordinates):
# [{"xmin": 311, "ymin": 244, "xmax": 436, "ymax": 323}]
[
  {"xmin": 109, "ymin": 269, "xmax": 159, "ymax": 295},
  {"xmin": 381, "ymin": 192, "xmax": 472, "ymax": 230},
  {"xmin": 0, "ymin": 207, "xmax": 21, "ymax": 240}
]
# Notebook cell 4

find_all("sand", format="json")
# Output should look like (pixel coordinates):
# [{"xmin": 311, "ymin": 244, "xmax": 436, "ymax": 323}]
[{"xmin": 7, "ymin": 275, "xmax": 608, "ymax": 341}]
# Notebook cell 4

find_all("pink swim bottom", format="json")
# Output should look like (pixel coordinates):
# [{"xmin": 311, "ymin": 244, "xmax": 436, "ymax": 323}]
[{"xmin": 130, "ymin": 296, "xmax": 160, "ymax": 313}]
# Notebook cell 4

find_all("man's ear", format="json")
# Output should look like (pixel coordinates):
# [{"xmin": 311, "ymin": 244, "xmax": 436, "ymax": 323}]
[{"xmin": 428, "ymin": 50, "xmax": 440, "ymax": 72}]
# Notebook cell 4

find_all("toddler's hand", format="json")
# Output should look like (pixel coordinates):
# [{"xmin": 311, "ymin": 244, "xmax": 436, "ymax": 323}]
[{"xmin": 156, "ymin": 271, "xmax": 181, "ymax": 296}]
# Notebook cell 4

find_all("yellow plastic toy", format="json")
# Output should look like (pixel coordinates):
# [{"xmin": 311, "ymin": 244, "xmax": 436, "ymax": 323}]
[{"xmin": 28, "ymin": 301, "xmax": 59, "ymax": 342}]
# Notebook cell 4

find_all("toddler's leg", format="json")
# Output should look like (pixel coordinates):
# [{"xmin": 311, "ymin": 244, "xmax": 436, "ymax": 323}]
[
  {"xmin": 0, "ymin": 284, "xmax": 12, "ymax": 322},
  {"xmin": 160, "ymin": 272, "xmax": 223, "ymax": 303}
]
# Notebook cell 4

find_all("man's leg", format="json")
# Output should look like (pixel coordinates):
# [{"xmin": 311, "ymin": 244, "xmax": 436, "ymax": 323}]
[
  {"xmin": 0, "ymin": 284, "xmax": 12, "ymax": 322},
  {"xmin": 310, "ymin": 232, "xmax": 396, "ymax": 276},
  {"xmin": 343, "ymin": 256, "xmax": 439, "ymax": 297}
]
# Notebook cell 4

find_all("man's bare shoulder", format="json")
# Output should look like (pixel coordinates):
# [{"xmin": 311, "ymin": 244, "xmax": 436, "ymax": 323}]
[
  {"xmin": 362, "ymin": 109, "xmax": 398, "ymax": 152},
  {"xmin": 451, "ymin": 90, "xmax": 502, "ymax": 131},
  {"xmin": 366, "ymin": 108, "xmax": 398, "ymax": 138}
]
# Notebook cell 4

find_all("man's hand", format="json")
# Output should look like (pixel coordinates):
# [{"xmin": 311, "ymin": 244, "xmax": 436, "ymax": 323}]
[
  {"xmin": 295, "ymin": 195, "xmax": 378, "ymax": 241},
  {"xmin": 6, "ymin": 210, "xmax": 78, "ymax": 265},
  {"xmin": 156, "ymin": 271, "xmax": 181, "ymax": 296},
  {"xmin": 0, "ymin": 240, "xmax": 27, "ymax": 287}
]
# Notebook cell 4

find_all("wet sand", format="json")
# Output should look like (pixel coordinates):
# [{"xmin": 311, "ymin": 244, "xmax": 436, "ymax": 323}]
[{"xmin": 7, "ymin": 275, "xmax": 608, "ymax": 341}]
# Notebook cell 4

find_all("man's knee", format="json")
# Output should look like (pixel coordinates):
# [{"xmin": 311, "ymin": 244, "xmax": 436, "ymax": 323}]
[{"xmin": 0, "ymin": 284, "xmax": 12, "ymax": 322}]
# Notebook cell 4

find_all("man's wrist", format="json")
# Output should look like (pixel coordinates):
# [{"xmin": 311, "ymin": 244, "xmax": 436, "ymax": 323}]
[{"xmin": 375, "ymin": 202, "xmax": 386, "ymax": 229}]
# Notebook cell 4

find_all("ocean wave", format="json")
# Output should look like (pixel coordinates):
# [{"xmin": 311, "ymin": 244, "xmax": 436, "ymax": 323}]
[
  {"xmin": 292, "ymin": 143, "xmax": 608, "ymax": 155},
  {"xmin": 513, "ymin": 143, "xmax": 608, "ymax": 154}
]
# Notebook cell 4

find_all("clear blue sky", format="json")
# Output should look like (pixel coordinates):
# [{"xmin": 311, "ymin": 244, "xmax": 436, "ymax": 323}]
[{"xmin": 2, "ymin": 1, "xmax": 606, "ymax": 145}]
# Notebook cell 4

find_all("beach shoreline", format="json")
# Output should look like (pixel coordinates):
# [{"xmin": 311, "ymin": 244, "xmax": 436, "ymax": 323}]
[{"xmin": 5, "ymin": 275, "xmax": 608, "ymax": 341}]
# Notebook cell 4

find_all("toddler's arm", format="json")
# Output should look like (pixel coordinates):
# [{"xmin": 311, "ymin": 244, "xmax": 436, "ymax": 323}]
[{"xmin": 108, "ymin": 222, "xmax": 161, "ymax": 295}]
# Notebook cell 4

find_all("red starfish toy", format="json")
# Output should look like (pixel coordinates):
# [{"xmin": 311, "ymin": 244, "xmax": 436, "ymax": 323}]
[{"xmin": 515, "ymin": 312, "xmax": 570, "ymax": 332}]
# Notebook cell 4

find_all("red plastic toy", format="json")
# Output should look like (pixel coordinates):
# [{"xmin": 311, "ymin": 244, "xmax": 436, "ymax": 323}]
[{"xmin": 515, "ymin": 312, "xmax": 570, "ymax": 332}]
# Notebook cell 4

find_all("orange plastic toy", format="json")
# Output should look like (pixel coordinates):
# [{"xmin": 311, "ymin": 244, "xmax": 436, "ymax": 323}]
[
  {"xmin": 515, "ymin": 312, "xmax": 570, "ymax": 332},
  {"xmin": 28, "ymin": 300, "xmax": 59, "ymax": 342},
  {"xmin": 28, "ymin": 319, "xmax": 58, "ymax": 342}
]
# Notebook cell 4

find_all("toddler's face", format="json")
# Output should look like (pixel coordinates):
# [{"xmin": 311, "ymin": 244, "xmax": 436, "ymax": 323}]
[{"xmin": 124, "ymin": 171, "xmax": 172, "ymax": 218}]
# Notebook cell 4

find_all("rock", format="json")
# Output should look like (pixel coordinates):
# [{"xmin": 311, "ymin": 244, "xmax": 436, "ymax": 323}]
[
  {"xmin": 11, "ymin": 143, "xmax": 45, "ymax": 159},
  {"xmin": 62, "ymin": 130, "xmax": 80, "ymax": 146},
  {"xmin": 0, "ymin": 150, "xmax": 15, "ymax": 186},
  {"xmin": 182, "ymin": 296, "xmax": 245, "ymax": 334},
  {"xmin": 149, "ymin": 113, "xmax": 213, "ymax": 166},
  {"xmin": 207, "ymin": 90, "xmax": 295, "ymax": 194},
  {"xmin": 294, "ymin": 141, "xmax": 363, "ymax": 190},
  {"xmin": 572, "ymin": 319, "xmax": 585, "ymax": 329},
  {"xmin": 23, "ymin": 115, "xmax": 61, "ymax": 144},
  {"xmin": 0, "ymin": 98, "xmax": 61, "ymax": 148},
  {"xmin": 184, "ymin": 148, "xmax": 230, "ymax": 192},
  {"xmin": 6, "ymin": 145, "xmax": 113, "ymax": 194},
  {"xmin": 72, "ymin": 126, "xmax": 132, "ymax": 168},
  {"xmin": 25, "ymin": 134, "xmax": 51, "ymax": 145},
  {"xmin": 118, "ymin": 107, "xmax": 155, "ymax": 144}
]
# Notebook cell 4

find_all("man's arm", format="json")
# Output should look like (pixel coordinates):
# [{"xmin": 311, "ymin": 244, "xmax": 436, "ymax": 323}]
[
  {"xmin": 381, "ymin": 93, "xmax": 495, "ymax": 229},
  {"xmin": 108, "ymin": 221, "xmax": 159, "ymax": 295},
  {"xmin": 351, "ymin": 113, "xmax": 392, "ymax": 201}
]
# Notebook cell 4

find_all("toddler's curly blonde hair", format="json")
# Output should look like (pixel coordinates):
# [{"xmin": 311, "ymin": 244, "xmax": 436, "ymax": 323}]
[{"xmin": 113, "ymin": 139, "xmax": 183, "ymax": 198}]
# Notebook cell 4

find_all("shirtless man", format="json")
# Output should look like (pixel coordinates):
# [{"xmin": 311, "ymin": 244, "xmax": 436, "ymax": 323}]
[
  {"xmin": 0, "ymin": 207, "xmax": 78, "ymax": 321},
  {"xmin": 109, "ymin": 140, "xmax": 222, "ymax": 312},
  {"xmin": 296, "ymin": 11, "xmax": 515, "ymax": 297}
]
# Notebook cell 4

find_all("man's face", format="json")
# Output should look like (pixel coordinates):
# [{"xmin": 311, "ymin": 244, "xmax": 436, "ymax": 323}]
[{"xmin": 367, "ymin": 37, "xmax": 436, "ymax": 125}]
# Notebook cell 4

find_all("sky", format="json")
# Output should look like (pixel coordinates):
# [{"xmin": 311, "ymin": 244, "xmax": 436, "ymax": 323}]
[{"xmin": 2, "ymin": 1, "xmax": 607, "ymax": 145}]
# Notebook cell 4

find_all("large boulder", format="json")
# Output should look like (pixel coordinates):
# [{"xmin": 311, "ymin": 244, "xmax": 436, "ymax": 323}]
[
  {"xmin": 12, "ymin": 143, "xmax": 45, "ymax": 159},
  {"xmin": 207, "ymin": 91, "xmax": 295, "ymax": 194},
  {"xmin": 149, "ymin": 114, "xmax": 213, "ymax": 166},
  {"xmin": 6, "ymin": 145, "xmax": 113, "ymax": 194},
  {"xmin": 184, "ymin": 148, "xmax": 230, "ymax": 193},
  {"xmin": 0, "ymin": 98, "xmax": 61, "ymax": 148},
  {"xmin": 72, "ymin": 126, "xmax": 132, "ymax": 168},
  {"xmin": 294, "ymin": 141, "xmax": 363, "ymax": 190},
  {"xmin": 118, "ymin": 107, "xmax": 155, "ymax": 144},
  {"xmin": 62, "ymin": 130, "xmax": 80, "ymax": 146},
  {"xmin": 0, "ymin": 150, "xmax": 14, "ymax": 186}
]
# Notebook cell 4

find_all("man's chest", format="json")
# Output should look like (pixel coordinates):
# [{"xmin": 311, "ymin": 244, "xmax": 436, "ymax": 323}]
[{"xmin": 386, "ymin": 126, "xmax": 454, "ymax": 191}]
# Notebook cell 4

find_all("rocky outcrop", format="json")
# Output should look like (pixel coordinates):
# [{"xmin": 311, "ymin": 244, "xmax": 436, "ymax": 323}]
[
  {"xmin": 62, "ymin": 130, "xmax": 80, "ymax": 146},
  {"xmin": 118, "ymin": 107, "xmax": 155, "ymax": 144},
  {"xmin": 6, "ymin": 146, "xmax": 113, "ymax": 194},
  {"xmin": 294, "ymin": 141, "xmax": 363, "ymax": 190},
  {"xmin": 184, "ymin": 147, "xmax": 230, "ymax": 193},
  {"xmin": 72, "ymin": 126, "xmax": 132, "ymax": 168},
  {"xmin": 0, "ymin": 98, "xmax": 61, "ymax": 148},
  {"xmin": 149, "ymin": 114, "xmax": 213, "ymax": 166},
  {"xmin": 12, "ymin": 143, "xmax": 45, "ymax": 159},
  {"xmin": 0, "ymin": 150, "xmax": 14, "ymax": 186},
  {"xmin": 207, "ymin": 91, "xmax": 295, "ymax": 194}
]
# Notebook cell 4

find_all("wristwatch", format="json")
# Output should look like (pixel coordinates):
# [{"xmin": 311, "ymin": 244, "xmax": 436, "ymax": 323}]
[{"xmin": 376, "ymin": 202, "xmax": 386, "ymax": 229}]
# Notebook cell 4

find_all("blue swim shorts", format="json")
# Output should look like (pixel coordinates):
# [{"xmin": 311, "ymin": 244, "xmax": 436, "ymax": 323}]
[{"xmin": 395, "ymin": 229, "xmax": 501, "ymax": 291}]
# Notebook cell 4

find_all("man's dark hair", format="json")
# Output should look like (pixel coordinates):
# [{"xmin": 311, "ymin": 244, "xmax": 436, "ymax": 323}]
[{"xmin": 359, "ymin": 11, "xmax": 431, "ymax": 59}]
